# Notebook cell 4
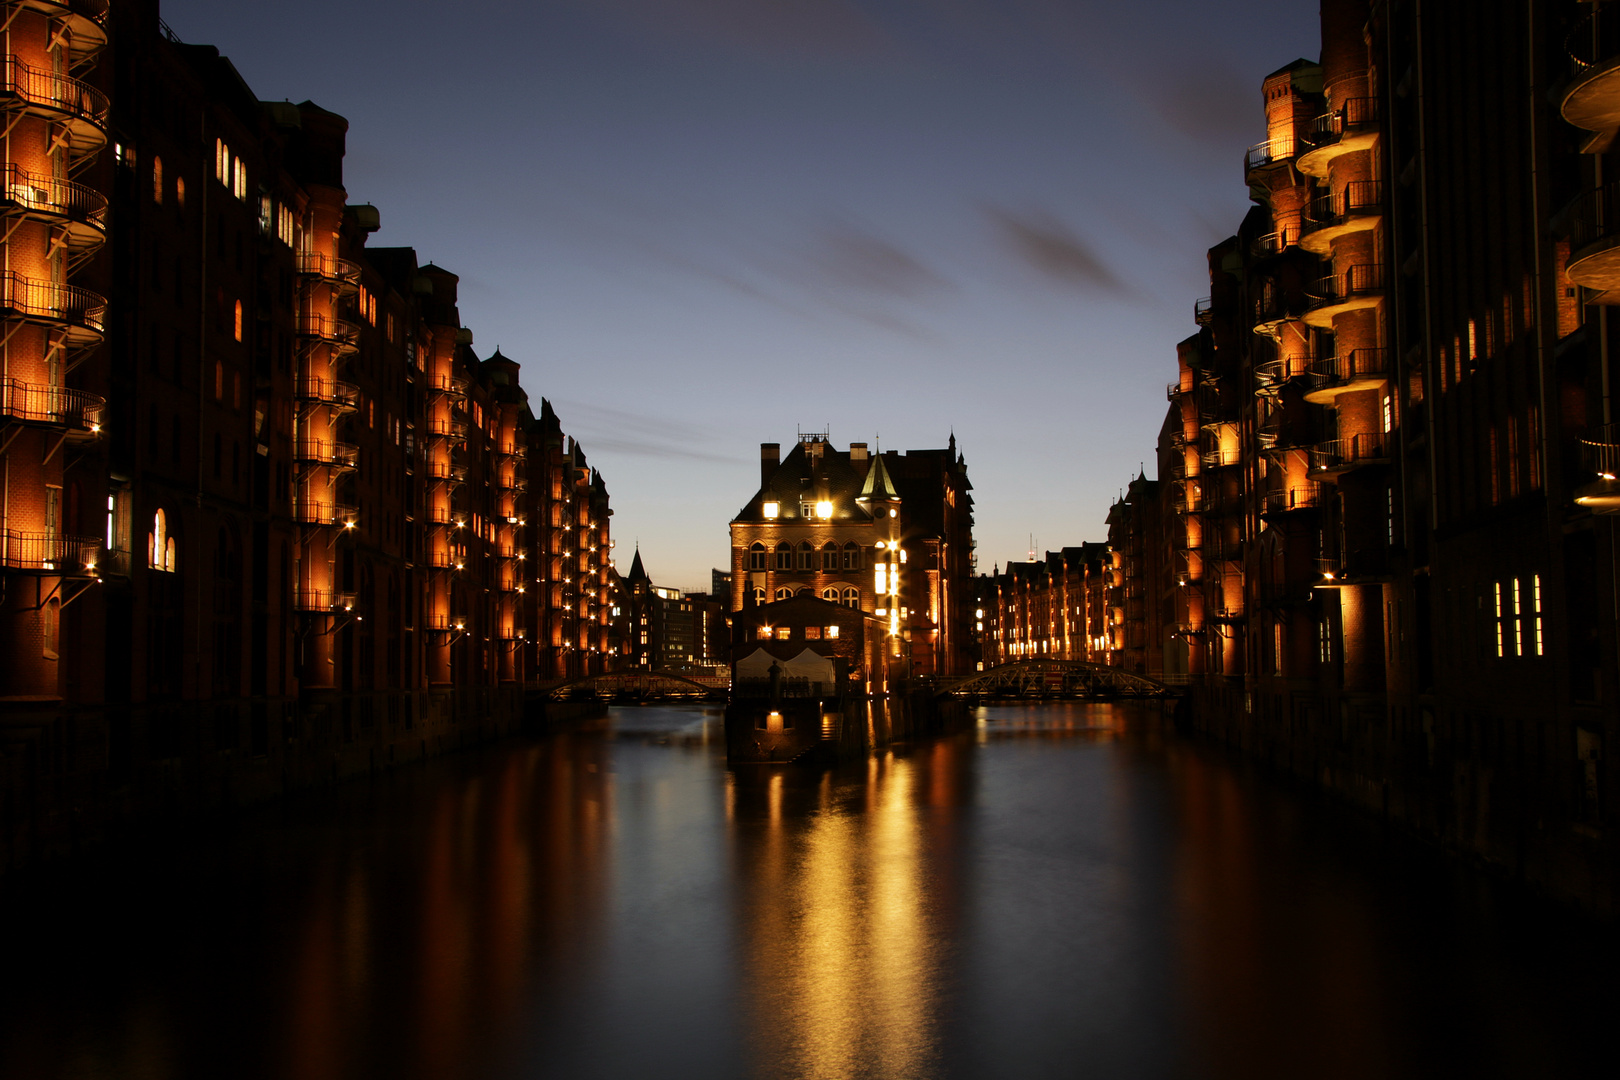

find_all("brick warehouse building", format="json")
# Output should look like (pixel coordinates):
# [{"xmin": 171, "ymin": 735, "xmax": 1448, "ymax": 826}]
[
  {"xmin": 1092, "ymin": 0, "xmax": 1620, "ymax": 908},
  {"xmin": 729, "ymin": 434, "xmax": 975, "ymax": 679},
  {"xmin": 0, "ymin": 1, "xmax": 618, "ymax": 868}
]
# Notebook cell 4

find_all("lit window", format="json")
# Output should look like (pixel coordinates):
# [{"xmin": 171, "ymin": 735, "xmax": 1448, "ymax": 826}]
[
  {"xmin": 821, "ymin": 587, "xmax": 839, "ymax": 602},
  {"xmin": 841, "ymin": 587, "xmax": 859, "ymax": 609},
  {"xmin": 1494, "ymin": 582, "xmax": 1504, "ymax": 657},
  {"xmin": 233, "ymin": 300, "xmax": 243, "ymax": 342},
  {"xmin": 762, "ymin": 501, "xmax": 780, "ymax": 519},
  {"xmin": 775, "ymin": 627, "xmax": 792, "ymax": 640},
  {"xmin": 176, "ymin": 176, "xmax": 185, "ymax": 209},
  {"xmin": 153, "ymin": 156, "xmax": 163, "ymax": 204},
  {"xmin": 816, "ymin": 500, "xmax": 833, "ymax": 519},
  {"xmin": 826, "ymin": 625, "xmax": 839, "ymax": 639},
  {"xmin": 757, "ymin": 626, "xmax": 772, "ymax": 640},
  {"xmin": 1533, "ymin": 574, "xmax": 1544, "ymax": 656},
  {"xmin": 805, "ymin": 626, "xmax": 822, "ymax": 640}
]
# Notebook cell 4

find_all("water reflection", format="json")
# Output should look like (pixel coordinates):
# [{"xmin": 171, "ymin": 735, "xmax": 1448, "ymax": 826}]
[{"xmin": 0, "ymin": 702, "xmax": 1615, "ymax": 1080}]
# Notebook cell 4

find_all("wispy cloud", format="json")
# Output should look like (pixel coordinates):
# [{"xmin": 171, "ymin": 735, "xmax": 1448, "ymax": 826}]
[
  {"xmin": 983, "ymin": 205, "xmax": 1124, "ymax": 293},
  {"xmin": 808, "ymin": 224, "xmax": 953, "ymax": 298},
  {"xmin": 555, "ymin": 402, "xmax": 738, "ymax": 464}
]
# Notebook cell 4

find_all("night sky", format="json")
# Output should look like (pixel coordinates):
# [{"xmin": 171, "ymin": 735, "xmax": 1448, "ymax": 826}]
[{"xmin": 161, "ymin": 0, "xmax": 1319, "ymax": 590}]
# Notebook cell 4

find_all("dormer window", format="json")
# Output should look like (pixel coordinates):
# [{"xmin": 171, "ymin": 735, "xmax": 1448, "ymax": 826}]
[{"xmin": 763, "ymin": 501, "xmax": 780, "ymax": 519}]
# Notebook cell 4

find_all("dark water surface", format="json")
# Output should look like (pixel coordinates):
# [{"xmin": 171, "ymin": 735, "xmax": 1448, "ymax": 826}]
[{"xmin": 3, "ymin": 703, "xmax": 1616, "ymax": 1079}]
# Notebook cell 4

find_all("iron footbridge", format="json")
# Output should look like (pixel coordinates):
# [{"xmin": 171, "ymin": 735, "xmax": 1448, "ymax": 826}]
[
  {"xmin": 538, "ymin": 671, "xmax": 727, "ymax": 701},
  {"xmin": 933, "ymin": 660, "xmax": 1174, "ymax": 699}
]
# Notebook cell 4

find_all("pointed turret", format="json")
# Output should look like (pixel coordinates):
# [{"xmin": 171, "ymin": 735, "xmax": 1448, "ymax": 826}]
[
  {"xmin": 858, "ymin": 452, "xmax": 899, "ymax": 502},
  {"xmin": 626, "ymin": 547, "xmax": 648, "ymax": 583}
]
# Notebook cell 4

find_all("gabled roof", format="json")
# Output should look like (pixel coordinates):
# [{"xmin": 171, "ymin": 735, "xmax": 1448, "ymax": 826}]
[{"xmin": 732, "ymin": 439, "xmax": 876, "ymax": 524}]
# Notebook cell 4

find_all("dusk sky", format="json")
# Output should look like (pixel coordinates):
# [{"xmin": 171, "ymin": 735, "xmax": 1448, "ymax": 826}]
[{"xmin": 163, "ymin": 0, "xmax": 1319, "ymax": 591}]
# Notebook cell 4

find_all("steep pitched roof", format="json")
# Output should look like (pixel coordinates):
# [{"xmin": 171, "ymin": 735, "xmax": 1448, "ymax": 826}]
[{"xmin": 626, "ymin": 547, "xmax": 648, "ymax": 582}]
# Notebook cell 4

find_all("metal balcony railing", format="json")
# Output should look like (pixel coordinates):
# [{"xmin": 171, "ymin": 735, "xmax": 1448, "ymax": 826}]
[
  {"xmin": 295, "ymin": 251, "xmax": 362, "ymax": 290},
  {"xmin": 1304, "ymin": 97, "xmax": 1377, "ymax": 150},
  {"xmin": 1580, "ymin": 423, "xmax": 1620, "ymax": 477},
  {"xmin": 1567, "ymin": 6, "xmax": 1620, "ymax": 77},
  {"xmin": 425, "ymin": 459, "xmax": 467, "ymax": 482},
  {"xmin": 1310, "ymin": 432, "xmax": 1388, "ymax": 471},
  {"xmin": 294, "ymin": 376, "xmax": 359, "ymax": 410},
  {"xmin": 1251, "ymin": 215, "xmax": 1303, "ymax": 259},
  {"xmin": 426, "ymin": 416, "xmax": 468, "ymax": 440},
  {"xmin": 1263, "ymin": 486, "xmax": 1323, "ymax": 514},
  {"xmin": 295, "ymin": 311, "xmax": 361, "ymax": 352},
  {"xmin": 1305, "ymin": 264, "xmax": 1385, "ymax": 310},
  {"xmin": 1202, "ymin": 448, "xmax": 1242, "ymax": 468},
  {"xmin": 2, "ymin": 530, "xmax": 100, "ymax": 573},
  {"xmin": 0, "ymin": 164, "xmax": 108, "ymax": 239},
  {"xmin": 294, "ymin": 439, "xmax": 359, "ymax": 469},
  {"xmin": 293, "ymin": 589, "xmax": 357, "ymax": 612},
  {"xmin": 1303, "ymin": 347, "xmax": 1389, "ymax": 394},
  {"xmin": 0, "ymin": 377, "xmax": 104, "ymax": 434},
  {"xmin": 0, "ymin": 272, "xmax": 106, "ymax": 336},
  {"xmin": 1194, "ymin": 296, "xmax": 1214, "ymax": 326},
  {"xmin": 1244, "ymin": 134, "xmax": 1301, "ymax": 175},
  {"xmin": 1303, "ymin": 180, "xmax": 1383, "ymax": 234},
  {"xmin": 293, "ymin": 498, "xmax": 358, "ymax": 526},
  {"xmin": 427, "ymin": 371, "xmax": 469, "ymax": 398},
  {"xmin": 0, "ymin": 54, "xmax": 108, "ymax": 133},
  {"xmin": 1166, "ymin": 380, "xmax": 1190, "ymax": 401}
]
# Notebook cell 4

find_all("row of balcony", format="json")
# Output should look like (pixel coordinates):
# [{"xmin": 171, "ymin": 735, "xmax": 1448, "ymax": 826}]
[
  {"xmin": 1, "ymin": 529, "xmax": 99, "ymax": 574},
  {"xmin": 1562, "ymin": 5, "xmax": 1620, "ymax": 133},
  {"xmin": 0, "ymin": 377, "xmax": 104, "ymax": 438},
  {"xmin": 0, "ymin": 54, "xmax": 108, "ymax": 151},
  {"xmin": 0, "ymin": 163, "xmax": 108, "ymax": 247},
  {"xmin": 0, "ymin": 271, "xmax": 106, "ymax": 344},
  {"xmin": 1243, "ymin": 97, "xmax": 1378, "ymax": 182},
  {"xmin": 293, "ymin": 589, "xmax": 357, "ymax": 613}
]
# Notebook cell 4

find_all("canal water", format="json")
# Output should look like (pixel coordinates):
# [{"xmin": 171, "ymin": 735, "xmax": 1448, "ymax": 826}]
[{"xmin": 2, "ymin": 702, "xmax": 1616, "ymax": 1079}]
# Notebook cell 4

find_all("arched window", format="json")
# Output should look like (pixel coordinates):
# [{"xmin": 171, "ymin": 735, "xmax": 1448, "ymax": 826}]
[
  {"xmin": 148, "ymin": 509, "xmax": 177, "ymax": 572},
  {"xmin": 821, "ymin": 542, "xmax": 839, "ymax": 570},
  {"xmin": 774, "ymin": 586, "xmax": 793, "ymax": 601},
  {"xmin": 749, "ymin": 542, "xmax": 767, "ymax": 571},
  {"xmin": 841, "ymin": 587, "xmax": 860, "ymax": 608},
  {"xmin": 774, "ymin": 541, "xmax": 792, "ymax": 570},
  {"xmin": 153, "ymin": 156, "xmax": 163, "ymax": 204},
  {"xmin": 751, "ymin": 587, "xmax": 765, "ymax": 604},
  {"xmin": 821, "ymin": 587, "xmax": 840, "ymax": 602},
  {"xmin": 842, "ymin": 542, "xmax": 861, "ymax": 570},
  {"xmin": 796, "ymin": 540, "xmax": 813, "ymax": 570},
  {"xmin": 233, "ymin": 300, "xmax": 243, "ymax": 343}
]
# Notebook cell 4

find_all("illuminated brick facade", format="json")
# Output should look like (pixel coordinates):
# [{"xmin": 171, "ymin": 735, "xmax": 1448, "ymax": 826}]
[
  {"xmin": 0, "ymin": 1, "xmax": 617, "ymax": 868},
  {"xmin": 729, "ymin": 434, "xmax": 975, "ymax": 679}
]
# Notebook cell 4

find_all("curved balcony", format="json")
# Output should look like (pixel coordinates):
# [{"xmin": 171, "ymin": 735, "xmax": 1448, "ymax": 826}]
[
  {"xmin": 426, "ymin": 416, "xmax": 468, "ymax": 441},
  {"xmin": 1251, "ymin": 287, "xmax": 1305, "ymax": 337},
  {"xmin": 1193, "ymin": 296, "xmax": 1214, "ymax": 327},
  {"xmin": 1297, "ymin": 97, "xmax": 1378, "ymax": 178},
  {"xmin": 293, "ymin": 589, "xmax": 357, "ymax": 613},
  {"xmin": 1202, "ymin": 447, "xmax": 1241, "ymax": 469},
  {"xmin": 1309, "ymin": 432, "xmax": 1388, "ymax": 475},
  {"xmin": 1562, "ymin": 183, "xmax": 1620, "ymax": 296},
  {"xmin": 1300, "ymin": 180, "xmax": 1382, "ymax": 255},
  {"xmin": 0, "ymin": 55, "xmax": 108, "ymax": 152},
  {"xmin": 1562, "ymin": 6, "xmax": 1620, "ymax": 132},
  {"xmin": 1166, "ymin": 380, "xmax": 1190, "ymax": 402},
  {"xmin": 293, "ymin": 498, "xmax": 358, "ymax": 527},
  {"xmin": 1576, "ymin": 424, "xmax": 1620, "ymax": 511},
  {"xmin": 296, "ymin": 251, "xmax": 362, "ymax": 296},
  {"xmin": 1, "ymin": 377, "xmax": 104, "ymax": 439},
  {"xmin": 1243, "ymin": 134, "xmax": 1301, "ymax": 182},
  {"xmin": 498, "ymin": 467, "xmax": 527, "ymax": 492},
  {"xmin": 0, "ymin": 165, "xmax": 108, "ymax": 248},
  {"xmin": 1302, "ymin": 347, "xmax": 1390, "ymax": 404},
  {"xmin": 0, "ymin": 272, "xmax": 106, "ymax": 345},
  {"xmin": 295, "ymin": 311, "xmax": 360, "ymax": 356},
  {"xmin": 2, "ymin": 529, "xmax": 99, "ymax": 573},
  {"xmin": 1250, "ymin": 215, "xmax": 1303, "ymax": 260},
  {"xmin": 1303, "ymin": 263, "xmax": 1384, "ymax": 328},
  {"xmin": 426, "ymin": 372, "xmax": 468, "ymax": 399},
  {"xmin": 425, "ymin": 458, "xmax": 468, "ymax": 484},
  {"xmin": 1261, "ymin": 485, "xmax": 1323, "ymax": 516},
  {"xmin": 17, "ymin": 2, "xmax": 109, "ymax": 65},
  {"xmin": 1252, "ymin": 358, "xmax": 1293, "ymax": 396},
  {"xmin": 294, "ymin": 439, "xmax": 359, "ymax": 470},
  {"xmin": 295, "ymin": 376, "xmax": 359, "ymax": 412}
]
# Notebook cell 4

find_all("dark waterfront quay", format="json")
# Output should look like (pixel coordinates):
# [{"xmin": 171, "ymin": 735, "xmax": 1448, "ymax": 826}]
[{"xmin": 2, "ymin": 703, "xmax": 1614, "ymax": 1080}]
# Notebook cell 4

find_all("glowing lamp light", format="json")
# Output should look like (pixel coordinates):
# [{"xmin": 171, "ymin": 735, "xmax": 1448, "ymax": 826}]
[
  {"xmin": 455, "ymin": 562, "xmax": 465, "ymax": 571},
  {"xmin": 875, "ymin": 567, "xmax": 887, "ymax": 594},
  {"xmin": 344, "ymin": 520, "xmax": 356, "ymax": 529},
  {"xmin": 455, "ymin": 520, "xmax": 465, "ymax": 529},
  {"xmin": 1604, "ymin": 473, "xmax": 1617, "ymax": 482},
  {"xmin": 889, "ymin": 508, "xmax": 897, "ymax": 518},
  {"xmin": 455, "ymin": 621, "xmax": 465, "ymax": 631},
  {"xmin": 90, "ymin": 423, "xmax": 101, "ymax": 434},
  {"xmin": 815, "ymin": 500, "xmax": 833, "ymax": 519},
  {"xmin": 763, "ymin": 501, "xmax": 780, "ymax": 519},
  {"xmin": 1322, "ymin": 571, "xmax": 1335, "ymax": 580}
]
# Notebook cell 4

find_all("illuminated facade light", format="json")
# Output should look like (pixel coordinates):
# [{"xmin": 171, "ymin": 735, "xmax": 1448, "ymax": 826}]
[
  {"xmin": 815, "ymin": 500, "xmax": 833, "ymax": 519},
  {"xmin": 763, "ymin": 501, "xmax": 780, "ymax": 519}
]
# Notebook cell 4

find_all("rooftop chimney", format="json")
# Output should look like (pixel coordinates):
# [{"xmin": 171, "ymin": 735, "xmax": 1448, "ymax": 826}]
[
  {"xmin": 761, "ymin": 443, "xmax": 780, "ymax": 488},
  {"xmin": 849, "ymin": 442, "xmax": 869, "ymax": 462}
]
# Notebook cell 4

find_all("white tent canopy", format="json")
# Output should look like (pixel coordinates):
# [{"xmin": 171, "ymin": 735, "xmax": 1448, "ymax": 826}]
[{"xmin": 734, "ymin": 647, "xmax": 836, "ymax": 685}]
